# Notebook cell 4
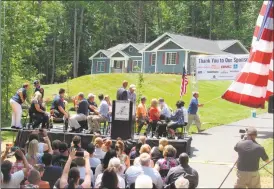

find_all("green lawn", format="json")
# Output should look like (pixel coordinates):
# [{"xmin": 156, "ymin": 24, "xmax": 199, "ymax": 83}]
[
  {"xmin": 260, "ymin": 139, "xmax": 273, "ymax": 188},
  {"xmin": 43, "ymin": 73, "xmax": 266, "ymax": 133}
]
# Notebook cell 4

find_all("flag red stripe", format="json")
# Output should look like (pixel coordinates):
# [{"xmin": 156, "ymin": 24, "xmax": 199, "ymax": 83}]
[
  {"xmin": 269, "ymin": 69, "xmax": 274, "ymax": 81},
  {"xmin": 237, "ymin": 72, "xmax": 269, "ymax": 87},
  {"xmin": 222, "ymin": 91, "xmax": 265, "ymax": 108},
  {"xmin": 266, "ymin": 91, "xmax": 273, "ymax": 101},
  {"xmin": 260, "ymin": 3, "xmax": 274, "ymax": 18},
  {"xmin": 248, "ymin": 51, "xmax": 272, "ymax": 65},
  {"xmin": 254, "ymin": 26, "xmax": 274, "ymax": 41}
]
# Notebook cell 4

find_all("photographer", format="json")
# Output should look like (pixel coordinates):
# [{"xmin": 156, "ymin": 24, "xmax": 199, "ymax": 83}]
[{"xmin": 234, "ymin": 127, "xmax": 269, "ymax": 188}]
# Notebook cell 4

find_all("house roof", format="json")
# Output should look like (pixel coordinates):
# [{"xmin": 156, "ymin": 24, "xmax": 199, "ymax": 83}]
[
  {"xmin": 89, "ymin": 43, "xmax": 148, "ymax": 59},
  {"xmin": 141, "ymin": 32, "xmax": 248, "ymax": 55}
]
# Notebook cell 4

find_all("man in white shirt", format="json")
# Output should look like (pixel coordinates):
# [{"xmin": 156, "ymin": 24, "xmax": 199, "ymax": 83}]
[
  {"xmin": 139, "ymin": 153, "xmax": 163, "ymax": 189},
  {"xmin": 159, "ymin": 98, "xmax": 171, "ymax": 119}
]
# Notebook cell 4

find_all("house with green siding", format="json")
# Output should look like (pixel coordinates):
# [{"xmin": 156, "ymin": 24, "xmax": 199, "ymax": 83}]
[
  {"xmin": 89, "ymin": 32, "xmax": 248, "ymax": 74},
  {"xmin": 89, "ymin": 43, "xmax": 148, "ymax": 74}
]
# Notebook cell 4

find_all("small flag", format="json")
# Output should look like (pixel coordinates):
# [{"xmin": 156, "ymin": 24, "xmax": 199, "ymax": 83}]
[{"xmin": 180, "ymin": 67, "xmax": 188, "ymax": 97}]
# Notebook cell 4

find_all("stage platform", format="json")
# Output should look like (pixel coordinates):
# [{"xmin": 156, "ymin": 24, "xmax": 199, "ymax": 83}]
[{"xmin": 1, "ymin": 126, "xmax": 192, "ymax": 156}]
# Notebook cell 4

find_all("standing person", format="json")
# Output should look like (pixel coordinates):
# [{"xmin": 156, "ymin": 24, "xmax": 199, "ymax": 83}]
[
  {"xmin": 87, "ymin": 94, "xmax": 109, "ymax": 134},
  {"xmin": 158, "ymin": 98, "xmax": 171, "ymax": 120},
  {"xmin": 116, "ymin": 80, "xmax": 128, "ymax": 100},
  {"xmin": 10, "ymin": 83, "xmax": 30, "ymax": 129},
  {"xmin": 50, "ymin": 88, "xmax": 69, "ymax": 120},
  {"xmin": 127, "ymin": 84, "xmax": 136, "ymax": 103},
  {"xmin": 186, "ymin": 92, "xmax": 204, "ymax": 133},
  {"xmin": 33, "ymin": 80, "xmax": 44, "ymax": 99},
  {"xmin": 69, "ymin": 92, "xmax": 89, "ymax": 132},
  {"xmin": 147, "ymin": 99, "xmax": 161, "ymax": 138},
  {"xmin": 87, "ymin": 93, "xmax": 98, "ymax": 114},
  {"xmin": 136, "ymin": 96, "xmax": 148, "ymax": 135},
  {"xmin": 234, "ymin": 127, "xmax": 269, "ymax": 189}
]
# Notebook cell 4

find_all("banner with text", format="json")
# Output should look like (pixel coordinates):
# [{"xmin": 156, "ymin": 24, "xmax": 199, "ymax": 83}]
[{"xmin": 195, "ymin": 54, "xmax": 249, "ymax": 81}]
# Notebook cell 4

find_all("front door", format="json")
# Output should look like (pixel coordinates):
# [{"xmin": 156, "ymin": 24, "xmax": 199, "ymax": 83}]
[{"xmin": 113, "ymin": 60, "xmax": 124, "ymax": 73}]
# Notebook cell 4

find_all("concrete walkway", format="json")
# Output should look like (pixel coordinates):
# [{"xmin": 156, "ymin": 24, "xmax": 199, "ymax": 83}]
[{"xmin": 188, "ymin": 113, "xmax": 273, "ymax": 188}]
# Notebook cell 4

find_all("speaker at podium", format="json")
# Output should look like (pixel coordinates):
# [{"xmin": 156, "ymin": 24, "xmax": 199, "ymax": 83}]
[{"xmin": 111, "ymin": 100, "xmax": 135, "ymax": 140}]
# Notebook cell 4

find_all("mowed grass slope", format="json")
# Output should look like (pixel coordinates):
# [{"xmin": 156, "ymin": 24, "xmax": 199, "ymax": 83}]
[{"xmin": 43, "ymin": 73, "xmax": 266, "ymax": 132}]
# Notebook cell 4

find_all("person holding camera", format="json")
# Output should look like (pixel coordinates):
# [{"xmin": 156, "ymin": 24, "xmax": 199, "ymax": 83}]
[{"xmin": 234, "ymin": 127, "xmax": 269, "ymax": 188}]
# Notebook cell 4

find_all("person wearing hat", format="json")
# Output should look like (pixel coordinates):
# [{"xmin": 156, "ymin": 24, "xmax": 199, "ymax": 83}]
[
  {"xmin": 186, "ymin": 92, "xmax": 204, "ymax": 133},
  {"xmin": 136, "ymin": 96, "xmax": 149, "ymax": 135},
  {"xmin": 234, "ymin": 127, "xmax": 269, "ymax": 188},
  {"xmin": 128, "ymin": 84, "xmax": 136, "ymax": 103},
  {"xmin": 68, "ymin": 92, "xmax": 89, "ymax": 132},
  {"xmin": 116, "ymin": 80, "xmax": 128, "ymax": 100},
  {"xmin": 33, "ymin": 80, "xmax": 44, "ymax": 99},
  {"xmin": 87, "ymin": 93, "xmax": 98, "ymax": 114}
]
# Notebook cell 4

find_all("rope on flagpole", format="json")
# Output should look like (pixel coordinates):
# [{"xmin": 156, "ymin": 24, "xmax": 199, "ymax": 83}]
[{"xmin": 202, "ymin": 96, "xmax": 222, "ymax": 105}]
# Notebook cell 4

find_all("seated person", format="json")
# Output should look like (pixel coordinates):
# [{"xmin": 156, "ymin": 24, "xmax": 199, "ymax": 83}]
[
  {"xmin": 87, "ymin": 93, "xmax": 98, "ymax": 114},
  {"xmin": 29, "ymin": 91, "xmax": 49, "ymax": 129},
  {"xmin": 50, "ymin": 88, "xmax": 69, "ymax": 121},
  {"xmin": 167, "ymin": 100, "xmax": 188, "ymax": 139},
  {"xmin": 87, "ymin": 94, "xmax": 109, "ymax": 134},
  {"xmin": 159, "ymin": 98, "xmax": 171, "ymax": 120},
  {"xmin": 146, "ymin": 99, "xmax": 160, "ymax": 138},
  {"xmin": 68, "ymin": 92, "xmax": 89, "ymax": 132},
  {"xmin": 33, "ymin": 80, "xmax": 44, "ymax": 99}
]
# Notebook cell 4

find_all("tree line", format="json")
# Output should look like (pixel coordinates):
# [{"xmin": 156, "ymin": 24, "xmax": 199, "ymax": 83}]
[{"xmin": 0, "ymin": 0, "xmax": 262, "ymax": 118}]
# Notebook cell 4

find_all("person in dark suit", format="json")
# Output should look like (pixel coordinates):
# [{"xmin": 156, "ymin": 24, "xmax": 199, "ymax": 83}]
[{"xmin": 116, "ymin": 80, "xmax": 128, "ymax": 100}]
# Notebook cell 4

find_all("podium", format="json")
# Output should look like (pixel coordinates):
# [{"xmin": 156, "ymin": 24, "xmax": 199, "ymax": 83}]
[{"xmin": 111, "ymin": 100, "xmax": 135, "ymax": 140}]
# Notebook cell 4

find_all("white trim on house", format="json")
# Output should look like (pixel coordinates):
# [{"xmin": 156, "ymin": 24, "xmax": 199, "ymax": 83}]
[
  {"xmin": 152, "ymin": 38, "xmax": 184, "ymax": 51},
  {"xmin": 89, "ymin": 50, "xmax": 109, "ymax": 60},
  {"xmin": 184, "ymin": 50, "xmax": 189, "ymax": 72},
  {"xmin": 165, "ymin": 52, "xmax": 177, "ymax": 65},
  {"xmin": 222, "ymin": 41, "xmax": 249, "ymax": 54},
  {"xmin": 91, "ymin": 60, "xmax": 93, "ymax": 74},
  {"xmin": 139, "ymin": 32, "xmax": 171, "ymax": 52},
  {"xmin": 109, "ymin": 50, "xmax": 129, "ymax": 58}
]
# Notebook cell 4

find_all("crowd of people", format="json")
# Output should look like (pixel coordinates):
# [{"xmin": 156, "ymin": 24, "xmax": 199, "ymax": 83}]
[
  {"xmin": 1, "ymin": 130, "xmax": 199, "ymax": 189},
  {"xmin": 9, "ymin": 80, "xmax": 205, "ymax": 138}
]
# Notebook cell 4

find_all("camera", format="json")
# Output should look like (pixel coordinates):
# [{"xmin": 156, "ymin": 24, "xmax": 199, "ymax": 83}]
[
  {"xmin": 239, "ymin": 129, "xmax": 248, "ymax": 140},
  {"xmin": 75, "ymin": 151, "xmax": 84, "ymax": 157}
]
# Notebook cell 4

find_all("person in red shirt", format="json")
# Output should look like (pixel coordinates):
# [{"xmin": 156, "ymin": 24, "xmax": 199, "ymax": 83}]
[{"xmin": 146, "ymin": 99, "xmax": 160, "ymax": 138}]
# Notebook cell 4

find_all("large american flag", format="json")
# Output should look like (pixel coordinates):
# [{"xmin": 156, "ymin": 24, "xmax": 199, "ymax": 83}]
[
  {"xmin": 222, "ymin": 0, "xmax": 273, "ymax": 108},
  {"xmin": 180, "ymin": 67, "xmax": 188, "ymax": 97}
]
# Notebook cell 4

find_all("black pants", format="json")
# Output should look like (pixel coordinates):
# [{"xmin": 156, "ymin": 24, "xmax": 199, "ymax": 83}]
[
  {"xmin": 146, "ymin": 120, "xmax": 158, "ymax": 137},
  {"xmin": 137, "ymin": 118, "xmax": 148, "ymax": 134},
  {"xmin": 32, "ymin": 113, "xmax": 49, "ymax": 129}
]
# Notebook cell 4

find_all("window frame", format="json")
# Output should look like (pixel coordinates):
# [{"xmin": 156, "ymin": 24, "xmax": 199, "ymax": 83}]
[
  {"xmin": 132, "ymin": 60, "xmax": 142, "ymax": 72},
  {"xmin": 151, "ymin": 53, "xmax": 156, "ymax": 66},
  {"xmin": 96, "ymin": 61, "xmax": 105, "ymax": 72},
  {"xmin": 114, "ymin": 60, "xmax": 123, "ymax": 69},
  {"xmin": 129, "ymin": 46, "xmax": 134, "ymax": 52},
  {"xmin": 165, "ymin": 52, "xmax": 177, "ymax": 65}
]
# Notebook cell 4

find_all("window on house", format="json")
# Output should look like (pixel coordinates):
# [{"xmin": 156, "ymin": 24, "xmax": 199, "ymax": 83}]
[
  {"xmin": 166, "ymin": 52, "xmax": 177, "ymax": 65},
  {"xmin": 97, "ymin": 61, "xmax": 105, "ymax": 72},
  {"xmin": 100, "ymin": 53, "xmax": 105, "ymax": 58},
  {"xmin": 132, "ymin": 60, "xmax": 142, "ymax": 72},
  {"xmin": 129, "ymin": 47, "xmax": 134, "ymax": 52},
  {"xmin": 151, "ymin": 53, "xmax": 156, "ymax": 65}
]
